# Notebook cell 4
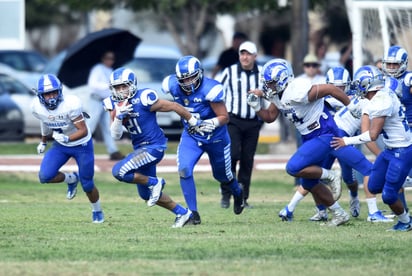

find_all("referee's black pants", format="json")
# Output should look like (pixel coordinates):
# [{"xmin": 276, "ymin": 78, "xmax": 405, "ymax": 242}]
[{"xmin": 221, "ymin": 114, "xmax": 263, "ymax": 201}]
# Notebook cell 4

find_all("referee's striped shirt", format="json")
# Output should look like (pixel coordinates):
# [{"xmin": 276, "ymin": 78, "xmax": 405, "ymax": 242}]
[{"xmin": 218, "ymin": 62, "xmax": 263, "ymax": 120}]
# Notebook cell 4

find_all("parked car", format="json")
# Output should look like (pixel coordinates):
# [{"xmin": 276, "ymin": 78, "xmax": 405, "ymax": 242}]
[
  {"xmin": 0, "ymin": 73, "xmax": 39, "ymax": 136},
  {"xmin": 0, "ymin": 50, "xmax": 48, "ymax": 73},
  {"xmin": 0, "ymin": 75, "xmax": 25, "ymax": 141}
]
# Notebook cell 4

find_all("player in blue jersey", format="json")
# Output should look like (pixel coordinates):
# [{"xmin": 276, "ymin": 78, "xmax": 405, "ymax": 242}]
[
  {"xmin": 103, "ymin": 67, "xmax": 202, "ymax": 228},
  {"xmin": 382, "ymin": 45, "xmax": 412, "ymax": 209},
  {"xmin": 161, "ymin": 55, "xmax": 245, "ymax": 224},
  {"xmin": 247, "ymin": 59, "xmax": 365, "ymax": 226},
  {"xmin": 332, "ymin": 65, "xmax": 412, "ymax": 231},
  {"xmin": 31, "ymin": 74, "xmax": 104, "ymax": 223}
]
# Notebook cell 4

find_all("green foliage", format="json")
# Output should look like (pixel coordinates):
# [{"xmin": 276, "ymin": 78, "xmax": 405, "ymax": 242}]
[{"xmin": 0, "ymin": 171, "xmax": 410, "ymax": 275}]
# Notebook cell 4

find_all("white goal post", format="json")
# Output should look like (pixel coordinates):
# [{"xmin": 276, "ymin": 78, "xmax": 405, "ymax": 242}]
[{"xmin": 345, "ymin": 0, "xmax": 412, "ymax": 73}]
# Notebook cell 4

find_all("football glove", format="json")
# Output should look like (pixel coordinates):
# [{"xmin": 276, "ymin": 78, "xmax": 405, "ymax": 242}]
[
  {"xmin": 37, "ymin": 142, "xmax": 47, "ymax": 154},
  {"xmin": 52, "ymin": 132, "xmax": 69, "ymax": 143},
  {"xmin": 115, "ymin": 103, "xmax": 133, "ymax": 120},
  {"xmin": 198, "ymin": 119, "xmax": 217, "ymax": 133},
  {"xmin": 247, "ymin": 93, "xmax": 261, "ymax": 112}
]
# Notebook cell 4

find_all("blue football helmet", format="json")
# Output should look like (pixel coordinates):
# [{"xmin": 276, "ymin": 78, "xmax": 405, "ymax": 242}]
[
  {"xmin": 175, "ymin": 55, "xmax": 203, "ymax": 94},
  {"xmin": 352, "ymin": 65, "xmax": 384, "ymax": 97},
  {"xmin": 109, "ymin": 67, "xmax": 138, "ymax": 101},
  {"xmin": 382, "ymin": 45, "xmax": 408, "ymax": 78},
  {"xmin": 36, "ymin": 74, "xmax": 63, "ymax": 110},
  {"xmin": 326, "ymin": 66, "xmax": 352, "ymax": 94},
  {"xmin": 261, "ymin": 58, "xmax": 294, "ymax": 99}
]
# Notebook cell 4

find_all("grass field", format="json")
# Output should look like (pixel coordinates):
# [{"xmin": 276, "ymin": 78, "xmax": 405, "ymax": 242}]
[{"xmin": 0, "ymin": 164, "xmax": 411, "ymax": 275}]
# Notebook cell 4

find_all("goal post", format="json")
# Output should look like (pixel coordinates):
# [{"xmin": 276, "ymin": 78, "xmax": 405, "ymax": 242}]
[{"xmin": 345, "ymin": 0, "xmax": 412, "ymax": 73}]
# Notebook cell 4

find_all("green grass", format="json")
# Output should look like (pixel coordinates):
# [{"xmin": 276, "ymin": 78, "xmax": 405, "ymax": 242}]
[{"xmin": 0, "ymin": 170, "xmax": 411, "ymax": 276}]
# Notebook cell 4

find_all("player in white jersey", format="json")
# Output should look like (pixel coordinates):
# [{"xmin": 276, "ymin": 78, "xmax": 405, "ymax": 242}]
[
  {"xmin": 332, "ymin": 65, "xmax": 412, "ymax": 231},
  {"xmin": 248, "ymin": 59, "xmax": 361, "ymax": 226},
  {"xmin": 31, "ymin": 74, "xmax": 104, "ymax": 223}
]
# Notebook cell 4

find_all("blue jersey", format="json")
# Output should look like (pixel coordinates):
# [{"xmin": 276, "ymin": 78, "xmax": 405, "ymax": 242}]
[
  {"xmin": 106, "ymin": 88, "xmax": 167, "ymax": 149},
  {"xmin": 163, "ymin": 74, "xmax": 228, "ymax": 144},
  {"xmin": 394, "ymin": 71, "xmax": 412, "ymax": 125}
]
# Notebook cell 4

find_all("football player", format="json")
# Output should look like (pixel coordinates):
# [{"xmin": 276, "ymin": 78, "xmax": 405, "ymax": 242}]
[{"xmin": 31, "ymin": 74, "xmax": 104, "ymax": 223}]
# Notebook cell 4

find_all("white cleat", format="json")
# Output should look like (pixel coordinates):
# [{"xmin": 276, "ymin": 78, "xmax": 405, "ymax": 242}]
[{"xmin": 147, "ymin": 177, "xmax": 165, "ymax": 207}]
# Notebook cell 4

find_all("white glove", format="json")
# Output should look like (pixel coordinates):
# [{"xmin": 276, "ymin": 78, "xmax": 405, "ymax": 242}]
[
  {"xmin": 52, "ymin": 132, "xmax": 69, "ymax": 143},
  {"xmin": 198, "ymin": 118, "xmax": 218, "ymax": 133},
  {"xmin": 187, "ymin": 116, "xmax": 200, "ymax": 127},
  {"xmin": 404, "ymin": 73, "xmax": 412, "ymax": 86},
  {"xmin": 115, "ymin": 103, "xmax": 133, "ymax": 120},
  {"xmin": 346, "ymin": 100, "xmax": 362, "ymax": 119},
  {"xmin": 37, "ymin": 142, "xmax": 47, "ymax": 154},
  {"xmin": 247, "ymin": 93, "xmax": 261, "ymax": 112}
]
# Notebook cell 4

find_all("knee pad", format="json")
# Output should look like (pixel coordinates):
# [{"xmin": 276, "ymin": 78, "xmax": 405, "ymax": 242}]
[
  {"xmin": 38, "ymin": 171, "xmax": 53, "ymax": 184},
  {"xmin": 382, "ymin": 185, "xmax": 399, "ymax": 205},
  {"xmin": 81, "ymin": 180, "xmax": 94, "ymax": 193},
  {"xmin": 285, "ymin": 162, "xmax": 300, "ymax": 176},
  {"xmin": 178, "ymin": 167, "xmax": 192, "ymax": 179}
]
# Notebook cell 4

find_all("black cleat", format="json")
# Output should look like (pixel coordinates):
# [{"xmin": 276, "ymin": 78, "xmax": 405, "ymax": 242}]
[
  {"xmin": 187, "ymin": 210, "xmax": 201, "ymax": 225},
  {"xmin": 233, "ymin": 188, "xmax": 245, "ymax": 215}
]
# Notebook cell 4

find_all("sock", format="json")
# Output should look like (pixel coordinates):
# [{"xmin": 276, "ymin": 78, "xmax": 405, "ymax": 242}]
[
  {"xmin": 229, "ymin": 179, "xmax": 241, "ymax": 196},
  {"xmin": 328, "ymin": 201, "xmax": 341, "ymax": 211},
  {"xmin": 398, "ymin": 210, "xmax": 410, "ymax": 223},
  {"xmin": 399, "ymin": 191, "xmax": 409, "ymax": 212},
  {"xmin": 349, "ymin": 190, "xmax": 358, "ymax": 198},
  {"xmin": 91, "ymin": 200, "xmax": 102, "ymax": 212},
  {"xmin": 172, "ymin": 204, "xmax": 187, "ymax": 215},
  {"xmin": 320, "ymin": 168, "xmax": 330, "ymax": 180},
  {"xmin": 287, "ymin": 191, "xmax": 305, "ymax": 212},
  {"xmin": 366, "ymin": 197, "xmax": 378, "ymax": 214},
  {"xmin": 317, "ymin": 204, "xmax": 326, "ymax": 211},
  {"xmin": 147, "ymin": 176, "xmax": 158, "ymax": 186},
  {"xmin": 64, "ymin": 172, "xmax": 77, "ymax": 184}
]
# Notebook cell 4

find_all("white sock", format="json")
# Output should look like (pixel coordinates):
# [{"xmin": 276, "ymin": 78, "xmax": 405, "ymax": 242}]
[
  {"xmin": 328, "ymin": 201, "xmax": 341, "ymax": 211},
  {"xmin": 320, "ymin": 168, "xmax": 330, "ymax": 180},
  {"xmin": 91, "ymin": 200, "xmax": 102, "ymax": 212},
  {"xmin": 64, "ymin": 172, "xmax": 77, "ymax": 184},
  {"xmin": 398, "ymin": 210, "xmax": 410, "ymax": 223},
  {"xmin": 366, "ymin": 197, "xmax": 378, "ymax": 214},
  {"xmin": 287, "ymin": 191, "xmax": 305, "ymax": 211}
]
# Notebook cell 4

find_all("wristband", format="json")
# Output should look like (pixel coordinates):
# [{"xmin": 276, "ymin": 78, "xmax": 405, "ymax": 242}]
[{"xmin": 342, "ymin": 131, "xmax": 372, "ymax": 145}]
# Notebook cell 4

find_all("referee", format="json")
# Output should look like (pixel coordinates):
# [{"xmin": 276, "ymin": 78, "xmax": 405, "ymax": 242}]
[{"xmin": 216, "ymin": 41, "xmax": 263, "ymax": 209}]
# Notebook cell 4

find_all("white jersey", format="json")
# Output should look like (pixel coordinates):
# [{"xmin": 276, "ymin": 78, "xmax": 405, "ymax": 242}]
[
  {"xmin": 334, "ymin": 96, "xmax": 369, "ymax": 136},
  {"xmin": 31, "ymin": 94, "xmax": 91, "ymax": 146},
  {"xmin": 364, "ymin": 88, "xmax": 412, "ymax": 148},
  {"xmin": 271, "ymin": 78, "xmax": 327, "ymax": 135}
]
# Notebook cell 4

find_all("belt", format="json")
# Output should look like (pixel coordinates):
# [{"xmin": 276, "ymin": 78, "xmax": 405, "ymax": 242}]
[{"xmin": 229, "ymin": 113, "xmax": 258, "ymax": 121}]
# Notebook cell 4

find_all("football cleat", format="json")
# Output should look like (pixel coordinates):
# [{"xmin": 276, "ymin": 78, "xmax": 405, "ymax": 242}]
[
  {"xmin": 386, "ymin": 220, "xmax": 412, "ymax": 232},
  {"xmin": 279, "ymin": 206, "xmax": 294, "ymax": 221},
  {"xmin": 325, "ymin": 170, "xmax": 342, "ymax": 201},
  {"xmin": 92, "ymin": 211, "xmax": 104, "ymax": 223},
  {"xmin": 147, "ymin": 177, "xmax": 165, "ymax": 207},
  {"xmin": 172, "ymin": 210, "xmax": 192, "ymax": 228},
  {"xmin": 66, "ymin": 172, "xmax": 78, "ymax": 200},
  {"xmin": 310, "ymin": 210, "xmax": 328, "ymax": 221},
  {"xmin": 233, "ymin": 187, "xmax": 245, "ymax": 215},
  {"xmin": 349, "ymin": 197, "xmax": 360, "ymax": 217},
  {"xmin": 187, "ymin": 210, "xmax": 201, "ymax": 225},
  {"xmin": 367, "ymin": 211, "xmax": 394, "ymax": 222},
  {"xmin": 328, "ymin": 207, "xmax": 349, "ymax": 226}
]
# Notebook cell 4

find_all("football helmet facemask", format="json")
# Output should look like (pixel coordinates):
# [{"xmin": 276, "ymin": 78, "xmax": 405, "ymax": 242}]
[
  {"xmin": 352, "ymin": 65, "xmax": 384, "ymax": 97},
  {"xmin": 36, "ymin": 74, "xmax": 63, "ymax": 110},
  {"xmin": 109, "ymin": 67, "xmax": 138, "ymax": 102},
  {"xmin": 382, "ymin": 45, "xmax": 408, "ymax": 78},
  {"xmin": 175, "ymin": 55, "xmax": 203, "ymax": 94},
  {"xmin": 261, "ymin": 59, "xmax": 294, "ymax": 99}
]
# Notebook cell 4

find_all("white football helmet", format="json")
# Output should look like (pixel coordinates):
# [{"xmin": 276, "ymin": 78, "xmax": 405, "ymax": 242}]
[
  {"xmin": 326, "ymin": 66, "xmax": 351, "ymax": 94},
  {"xmin": 36, "ymin": 74, "xmax": 63, "ymax": 110},
  {"xmin": 382, "ymin": 45, "xmax": 408, "ymax": 78},
  {"xmin": 261, "ymin": 58, "xmax": 294, "ymax": 99},
  {"xmin": 175, "ymin": 55, "xmax": 203, "ymax": 94},
  {"xmin": 109, "ymin": 67, "xmax": 138, "ymax": 101},
  {"xmin": 352, "ymin": 65, "xmax": 384, "ymax": 97}
]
